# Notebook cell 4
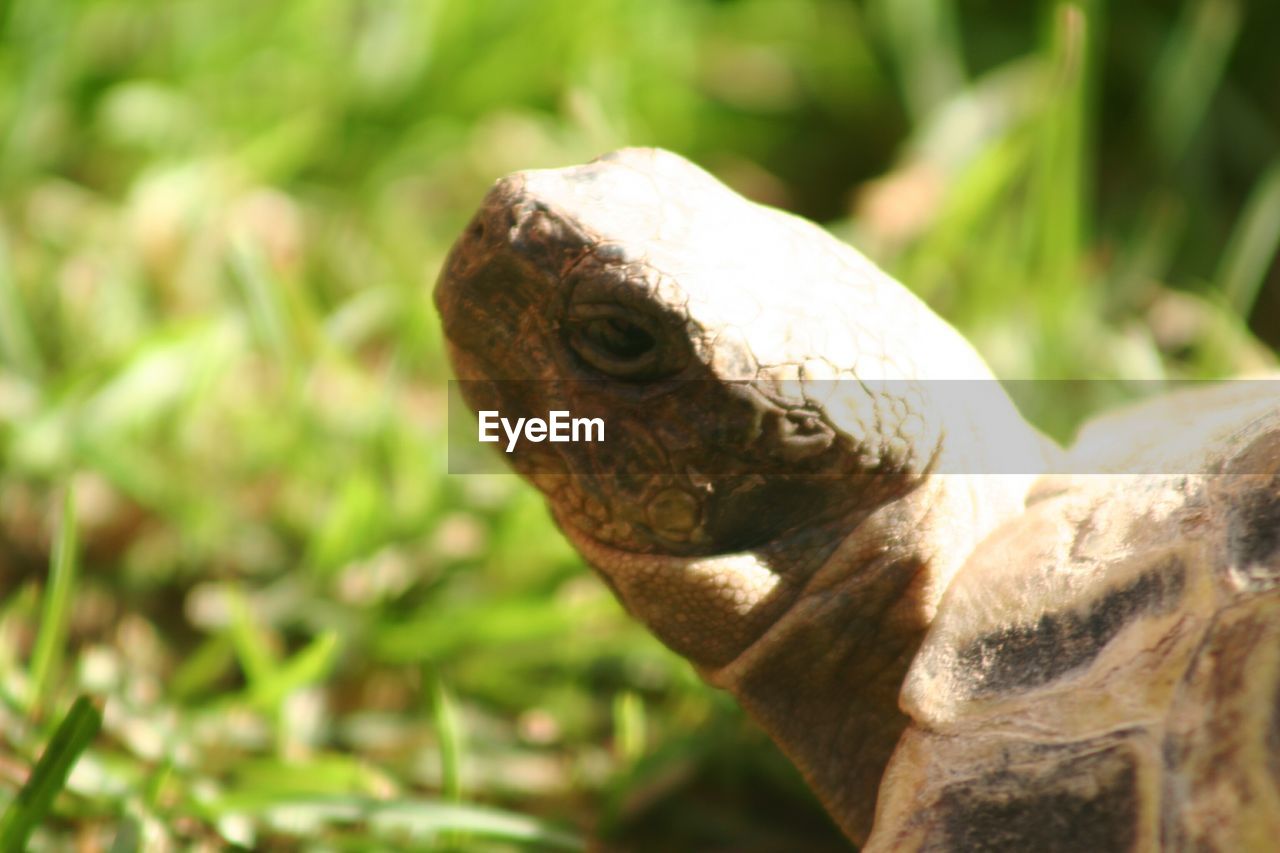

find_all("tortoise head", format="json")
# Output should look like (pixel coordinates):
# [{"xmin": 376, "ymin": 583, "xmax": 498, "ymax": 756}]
[{"xmin": 435, "ymin": 148, "xmax": 1034, "ymax": 668}]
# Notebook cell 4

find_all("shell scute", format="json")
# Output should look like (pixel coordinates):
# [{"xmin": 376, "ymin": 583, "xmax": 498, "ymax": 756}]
[
  {"xmin": 868, "ymin": 728, "xmax": 1159, "ymax": 852},
  {"xmin": 928, "ymin": 741, "xmax": 1142, "ymax": 852},
  {"xmin": 955, "ymin": 554, "xmax": 1187, "ymax": 698},
  {"xmin": 1225, "ymin": 478, "xmax": 1280, "ymax": 593},
  {"xmin": 903, "ymin": 476, "xmax": 1214, "ymax": 732},
  {"xmin": 1161, "ymin": 595, "xmax": 1280, "ymax": 849}
]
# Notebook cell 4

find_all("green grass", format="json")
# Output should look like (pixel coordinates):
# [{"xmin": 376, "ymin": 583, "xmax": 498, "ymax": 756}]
[
  {"xmin": 27, "ymin": 489, "xmax": 78, "ymax": 717},
  {"xmin": 0, "ymin": 0, "xmax": 1276, "ymax": 849},
  {"xmin": 0, "ymin": 695, "xmax": 103, "ymax": 851}
]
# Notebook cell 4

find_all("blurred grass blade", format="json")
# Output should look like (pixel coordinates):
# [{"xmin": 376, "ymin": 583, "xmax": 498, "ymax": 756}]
[
  {"xmin": 28, "ymin": 487, "xmax": 78, "ymax": 714},
  {"xmin": 0, "ymin": 229, "xmax": 42, "ymax": 378},
  {"xmin": 108, "ymin": 815, "xmax": 142, "ymax": 853},
  {"xmin": 168, "ymin": 634, "xmax": 236, "ymax": 701},
  {"xmin": 203, "ymin": 796, "xmax": 584, "ymax": 850},
  {"xmin": 613, "ymin": 691, "xmax": 646, "ymax": 766},
  {"xmin": 1218, "ymin": 159, "xmax": 1280, "ymax": 318},
  {"xmin": 220, "ymin": 754, "xmax": 389, "ymax": 800},
  {"xmin": 0, "ymin": 695, "xmax": 103, "ymax": 851},
  {"xmin": 307, "ymin": 473, "xmax": 385, "ymax": 576},
  {"xmin": 225, "ymin": 586, "xmax": 278, "ymax": 690},
  {"xmin": 237, "ymin": 112, "xmax": 327, "ymax": 184},
  {"xmin": 869, "ymin": 0, "xmax": 966, "ymax": 121},
  {"xmin": 431, "ymin": 676, "xmax": 464, "ymax": 803},
  {"xmin": 228, "ymin": 237, "xmax": 298, "ymax": 371},
  {"xmin": 367, "ymin": 799, "xmax": 583, "ymax": 850},
  {"xmin": 1150, "ymin": 0, "xmax": 1240, "ymax": 165},
  {"xmin": 1031, "ymin": 2, "xmax": 1091, "ymax": 302},
  {"xmin": 1109, "ymin": 194, "xmax": 1187, "ymax": 307},
  {"xmin": 376, "ymin": 597, "xmax": 586, "ymax": 662},
  {"xmin": 251, "ymin": 631, "xmax": 340, "ymax": 709},
  {"xmin": 81, "ymin": 324, "xmax": 237, "ymax": 440},
  {"xmin": 223, "ymin": 587, "xmax": 342, "ymax": 712}
]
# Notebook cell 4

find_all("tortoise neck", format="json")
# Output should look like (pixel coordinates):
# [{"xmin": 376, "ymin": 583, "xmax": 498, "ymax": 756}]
[{"xmin": 705, "ymin": 473, "xmax": 1036, "ymax": 843}]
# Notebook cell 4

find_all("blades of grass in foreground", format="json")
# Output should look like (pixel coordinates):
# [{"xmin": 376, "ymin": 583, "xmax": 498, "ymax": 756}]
[
  {"xmin": 1108, "ymin": 194, "xmax": 1186, "ymax": 309},
  {"xmin": 204, "ymin": 796, "xmax": 584, "ymax": 851},
  {"xmin": 431, "ymin": 676, "xmax": 464, "ymax": 803},
  {"xmin": 1149, "ymin": 0, "xmax": 1241, "ymax": 166},
  {"xmin": 868, "ymin": 0, "xmax": 966, "ymax": 121},
  {"xmin": 1218, "ymin": 159, "xmax": 1280, "ymax": 319},
  {"xmin": 27, "ymin": 487, "xmax": 78, "ymax": 716},
  {"xmin": 1031, "ymin": 2, "xmax": 1090, "ymax": 306},
  {"xmin": 228, "ymin": 237, "xmax": 299, "ymax": 374},
  {"xmin": 224, "ymin": 585, "xmax": 277, "ymax": 692},
  {"xmin": 367, "ymin": 799, "xmax": 584, "ymax": 850},
  {"xmin": 0, "ymin": 229, "xmax": 42, "ymax": 378},
  {"xmin": 0, "ymin": 695, "xmax": 104, "ymax": 851},
  {"xmin": 249, "ymin": 631, "xmax": 340, "ymax": 711},
  {"xmin": 612, "ymin": 691, "xmax": 646, "ymax": 767}
]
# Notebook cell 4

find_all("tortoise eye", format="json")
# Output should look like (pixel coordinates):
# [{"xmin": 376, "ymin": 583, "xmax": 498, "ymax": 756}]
[
  {"xmin": 580, "ymin": 317, "xmax": 654, "ymax": 360},
  {"xmin": 565, "ymin": 304, "xmax": 685, "ymax": 380}
]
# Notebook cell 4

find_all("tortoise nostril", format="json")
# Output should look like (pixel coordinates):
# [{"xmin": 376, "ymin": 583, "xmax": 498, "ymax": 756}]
[{"xmin": 468, "ymin": 219, "xmax": 486, "ymax": 241}]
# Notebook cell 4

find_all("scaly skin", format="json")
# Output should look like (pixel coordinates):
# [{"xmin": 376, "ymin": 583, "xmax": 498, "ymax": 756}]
[{"xmin": 435, "ymin": 148, "xmax": 1054, "ymax": 843}]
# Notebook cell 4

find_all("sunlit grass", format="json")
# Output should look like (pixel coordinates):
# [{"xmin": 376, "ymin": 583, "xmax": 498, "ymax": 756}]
[
  {"xmin": 0, "ymin": 0, "xmax": 1275, "ymax": 848},
  {"xmin": 0, "ymin": 695, "xmax": 103, "ymax": 851}
]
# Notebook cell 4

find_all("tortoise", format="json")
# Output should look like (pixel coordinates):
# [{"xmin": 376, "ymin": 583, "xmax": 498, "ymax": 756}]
[{"xmin": 434, "ymin": 147, "xmax": 1280, "ymax": 850}]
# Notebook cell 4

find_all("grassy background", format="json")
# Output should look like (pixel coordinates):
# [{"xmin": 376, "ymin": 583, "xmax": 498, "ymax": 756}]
[{"xmin": 0, "ymin": 0, "xmax": 1277, "ymax": 849}]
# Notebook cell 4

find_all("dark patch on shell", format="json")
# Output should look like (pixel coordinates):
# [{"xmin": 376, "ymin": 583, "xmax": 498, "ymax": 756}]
[
  {"xmin": 958, "ymin": 555, "xmax": 1187, "ymax": 696},
  {"xmin": 1159, "ymin": 602, "xmax": 1280, "ymax": 849},
  {"xmin": 931, "ymin": 743, "xmax": 1141, "ymax": 852},
  {"xmin": 1228, "ymin": 481, "xmax": 1280, "ymax": 591}
]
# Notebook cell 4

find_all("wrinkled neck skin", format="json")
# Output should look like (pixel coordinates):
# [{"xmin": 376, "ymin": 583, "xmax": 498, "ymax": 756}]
[
  {"xmin": 570, "ymin": 432, "xmax": 1046, "ymax": 845},
  {"xmin": 713, "ymin": 474, "xmax": 1032, "ymax": 844}
]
